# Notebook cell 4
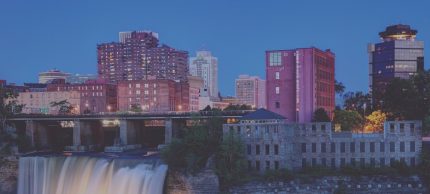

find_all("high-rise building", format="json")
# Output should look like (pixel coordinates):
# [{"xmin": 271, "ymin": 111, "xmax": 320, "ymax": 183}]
[
  {"xmin": 266, "ymin": 47, "xmax": 335, "ymax": 122},
  {"xmin": 189, "ymin": 50, "xmax": 218, "ymax": 98},
  {"xmin": 97, "ymin": 31, "xmax": 189, "ymax": 83},
  {"xmin": 39, "ymin": 69, "xmax": 70, "ymax": 84},
  {"xmin": 368, "ymin": 24, "xmax": 424, "ymax": 108},
  {"xmin": 235, "ymin": 75, "xmax": 266, "ymax": 109}
]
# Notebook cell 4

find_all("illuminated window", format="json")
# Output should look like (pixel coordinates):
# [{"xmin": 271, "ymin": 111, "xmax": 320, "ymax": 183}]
[
  {"xmin": 136, "ymin": 84, "xmax": 141, "ymax": 88},
  {"xmin": 275, "ymin": 72, "xmax": 280, "ymax": 79},
  {"xmin": 275, "ymin": 87, "xmax": 280, "ymax": 94}
]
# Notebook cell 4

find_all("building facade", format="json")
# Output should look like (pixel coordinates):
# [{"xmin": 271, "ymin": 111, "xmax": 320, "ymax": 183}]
[
  {"xmin": 235, "ymin": 75, "xmax": 266, "ymax": 109},
  {"xmin": 223, "ymin": 109, "xmax": 422, "ymax": 173},
  {"xmin": 66, "ymin": 74, "xmax": 98, "ymax": 84},
  {"xmin": 16, "ymin": 91, "xmax": 81, "ymax": 114},
  {"xmin": 266, "ymin": 47, "xmax": 335, "ymax": 122},
  {"xmin": 189, "ymin": 50, "xmax": 218, "ymax": 98},
  {"xmin": 117, "ymin": 79, "xmax": 176, "ymax": 112},
  {"xmin": 38, "ymin": 69, "xmax": 71, "ymax": 84},
  {"xmin": 117, "ymin": 77, "xmax": 202, "ymax": 112},
  {"xmin": 47, "ymin": 80, "xmax": 117, "ymax": 113},
  {"xmin": 97, "ymin": 31, "xmax": 189, "ymax": 83},
  {"xmin": 368, "ymin": 24, "xmax": 424, "ymax": 108}
]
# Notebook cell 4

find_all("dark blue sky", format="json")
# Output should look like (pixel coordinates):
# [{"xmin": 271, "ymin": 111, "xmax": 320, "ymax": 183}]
[{"xmin": 1, "ymin": 0, "xmax": 429, "ymax": 96}]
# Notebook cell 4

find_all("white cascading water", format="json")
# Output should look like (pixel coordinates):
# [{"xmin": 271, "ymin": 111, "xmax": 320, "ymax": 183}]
[{"xmin": 17, "ymin": 156, "xmax": 168, "ymax": 194}]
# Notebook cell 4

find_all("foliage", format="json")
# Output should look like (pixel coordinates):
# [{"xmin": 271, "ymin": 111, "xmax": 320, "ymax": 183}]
[
  {"xmin": 312, "ymin": 108, "xmax": 331, "ymax": 122},
  {"xmin": 50, "ymin": 100, "xmax": 73, "ymax": 115},
  {"xmin": 342, "ymin": 91, "xmax": 371, "ymax": 114},
  {"xmin": 161, "ymin": 116, "xmax": 225, "ymax": 174},
  {"xmin": 364, "ymin": 110, "xmax": 386, "ymax": 133},
  {"xmin": 419, "ymin": 145, "xmax": 430, "ymax": 186},
  {"xmin": 0, "ymin": 91, "xmax": 26, "ymax": 156},
  {"xmin": 335, "ymin": 80, "xmax": 345, "ymax": 95},
  {"xmin": 129, "ymin": 103, "xmax": 142, "ymax": 112},
  {"xmin": 333, "ymin": 110, "xmax": 364, "ymax": 132},
  {"xmin": 423, "ymin": 116, "xmax": 430, "ymax": 135},
  {"xmin": 224, "ymin": 104, "xmax": 253, "ymax": 111},
  {"xmin": 382, "ymin": 78, "xmax": 424, "ymax": 120},
  {"xmin": 215, "ymin": 133, "xmax": 247, "ymax": 188},
  {"xmin": 263, "ymin": 169, "xmax": 293, "ymax": 182},
  {"xmin": 202, "ymin": 105, "xmax": 212, "ymax": 111}
]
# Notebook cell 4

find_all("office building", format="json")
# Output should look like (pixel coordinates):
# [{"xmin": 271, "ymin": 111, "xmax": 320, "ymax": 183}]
[
  {"xmin": 189, "ymin": 50, "xmax": 218, "ymax": 98},
  {"xmin": 368, "ymin": 24, "xmax": 424, "ymax": 108},
  {"xmin": 235, "ymin": 75, "xmax": 266, "ymax": 109}
]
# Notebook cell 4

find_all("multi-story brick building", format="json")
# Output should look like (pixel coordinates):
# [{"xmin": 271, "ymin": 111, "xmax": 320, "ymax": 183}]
[
  {"xmin": 117, "ymin": 79, "xmax": 176, "ymax": 112},
  {"xmin": 15, "ymin": 91, "xmax": 81, "ymax": 114},
  {"xmin": 117, "ymin": 76, "xmax": 203, "ymax": 112},
  {"xmin": 266, "ymin": 47, "xmax": 335, "ymax": 122},
  {"xmin": 47, "ymin": 80, "xmax": 117, "ymax": 113},
  {"xmin": 223, "ymin": 109, "xmax": 422, "ymax": 173},
  {"xmin": 97, "ymin": 31, "xmax": 189, "ymax": 83}
]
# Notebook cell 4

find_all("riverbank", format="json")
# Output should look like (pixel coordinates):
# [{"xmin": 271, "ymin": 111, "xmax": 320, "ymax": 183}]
[{"xmin": 227, "ymin": 175, "xmax": 428, "ymax": 194}]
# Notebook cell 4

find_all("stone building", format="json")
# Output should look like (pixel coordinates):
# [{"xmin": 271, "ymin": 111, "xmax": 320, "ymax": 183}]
[{"xmin": 223, "ymin": 109, "xmax": 422, "ymax": 173}]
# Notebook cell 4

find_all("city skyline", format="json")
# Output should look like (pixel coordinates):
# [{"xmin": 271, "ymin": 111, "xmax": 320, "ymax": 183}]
[{"xmin": 1, "ymin": 1, "xmax": 430, "ymax": 96}]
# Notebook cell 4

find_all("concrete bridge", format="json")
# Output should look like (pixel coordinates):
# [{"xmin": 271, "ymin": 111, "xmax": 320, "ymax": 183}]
[{"xmin": 8, "ymin": 111, "xmax": 248, "ymax": 152}]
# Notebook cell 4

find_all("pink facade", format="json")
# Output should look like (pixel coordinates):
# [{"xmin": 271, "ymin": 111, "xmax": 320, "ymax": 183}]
[
  {"xmin": 266, "ymin": 47, "xmax": 335, "ymax": 123},
  {"xmin": 47, "ymin": 80, "xmax": 117, "ymax": 113},
  {"xmin": 117, "ymin": 80, "xmax": 176, "ymax": 112}
]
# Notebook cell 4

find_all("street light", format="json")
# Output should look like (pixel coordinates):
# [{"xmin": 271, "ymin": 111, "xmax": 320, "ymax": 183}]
[{"xmin": 107, "ymin": 105, "xmax": 112, "ymax": 112}]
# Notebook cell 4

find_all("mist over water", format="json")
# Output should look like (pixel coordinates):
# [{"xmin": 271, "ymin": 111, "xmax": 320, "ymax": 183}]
[{"xmin": 17, "ymin": 156, "xmax": 168, "ymax": 194}]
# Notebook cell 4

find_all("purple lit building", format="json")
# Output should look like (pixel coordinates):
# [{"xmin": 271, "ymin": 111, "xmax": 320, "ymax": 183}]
[
  {"xmin": 266, "ymin": 48, "xmax": 335, "ymax": 123},
  {"xmin": 97, "ymin": 31, "xmax": 189, "ymax": 83}
]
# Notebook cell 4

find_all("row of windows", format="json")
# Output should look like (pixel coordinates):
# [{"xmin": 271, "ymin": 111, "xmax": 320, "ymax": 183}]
[
  {"xmin": 301, "ymin": 141, "xmax": 416, "ymax": 153},
  {"xmin": 247, "ymin": 144, "xmax": 279, "ymax": 155},
  {"xmin": 302, "ymin": 157, "xmax": 416, "ymax": 168},
  {"xmin": 248, "ymin": 160, "xmax": 280, "ymax": 171},
  {"xmin": 269, "ymin": 52, "xmax": 282, "ymax": 66},
  {"xmin": 389, "ymin": 123, "xmax": 416, "ymax": 133},
  {"xmin": 229, "ymin": 125, "xmax": 281, "ymax": 135}
]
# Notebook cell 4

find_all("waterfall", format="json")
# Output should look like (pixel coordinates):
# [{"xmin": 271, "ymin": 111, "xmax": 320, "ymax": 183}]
[{"xmin": 17, "ymin": 156, "xmax": 168, "ymax": 194}]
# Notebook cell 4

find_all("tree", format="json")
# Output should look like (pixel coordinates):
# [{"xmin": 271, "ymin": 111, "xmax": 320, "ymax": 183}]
[
  {"xmin": 202, "ymin": 105, "xmax": 212, "ymax": 111},
  {"xmin": 129, "ymin": 103, "xmax": 142, "ymax": 112},
  {"xmin": 333, "ymin": 110, "xmax": 364, "ymax": 132},
  {"xmin": 343, "ymin": 91, "xmax": 371, "ymax": 114},
  {"xmin": 224, "ymin": 104, "xmax": 253, "ymax": 111},
  {"xmin": 0, "ymin": 91, "xmax": 25, "ymax": 156},
  {"xmin": 215, "ymin": 132, "xmax": 247, "ymax": 188},
  {"xmin": 312, "ymin": 108, "xmax": 331, "ymax": 122},
  {"xmin": 382, "ymin": 78, "xmax": 424, "ymax": 120},
  {"xmin": 50, "ymin": 100, "xmax": 73, "ymax": 115},
  {"xmin": 161, "ymin": 116, "xmax": 225, "ymax": 174},
  {"xmin": 364, "ymin": 110, "xmax": 386, "ymax": 133},
  {"xmin": 0, "ymin": 92, "xmax": 24, "ymax": 132},
  {"xmin": 335, "ymin": 80, "xmax": 345, "ymax": 95}
]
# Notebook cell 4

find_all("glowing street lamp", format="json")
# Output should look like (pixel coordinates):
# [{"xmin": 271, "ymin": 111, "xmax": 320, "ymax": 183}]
[{"xmin": 107, "ymin": 105, "xmax": 112, "ymax": 112}]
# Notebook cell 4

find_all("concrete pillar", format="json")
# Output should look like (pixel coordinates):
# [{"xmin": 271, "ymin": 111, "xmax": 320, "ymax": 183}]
[
  {"xmin": 25, "ymin": 120, "xmax": 35, "ymax": 147},
  {"xmin": 165, "ymin": 119, "xmax": 172, "ymax": 144},
  {"xmin": 119, "ymin": 119, "xmax": 138, "ymax": 145},
  {"xmin": 73, "ymin": 120, "xmax": 81, "ymax": 146}
]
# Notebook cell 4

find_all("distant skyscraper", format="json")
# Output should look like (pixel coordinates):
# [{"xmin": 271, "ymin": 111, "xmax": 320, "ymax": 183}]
[
  {"xmin": 38, "ymin": 69, "xmax": 70, "ymax": 83},
  {"xmin": 266, "ymin": 48, "xmax": 335, "ymax": 122},
  {"xmin": 368, "ymin": 24, "xmax": 424, "ymax": 108},
  {"xmin": 97, "ymin": 31, "xmax": 188, "ymax": 83},
  {"xmin": 189, "ymin": 50, "xmax": 218, "ymax": 98},
  {"xmin": 235, "ymin": 75, "xmax": 266, "ymax": 109}
]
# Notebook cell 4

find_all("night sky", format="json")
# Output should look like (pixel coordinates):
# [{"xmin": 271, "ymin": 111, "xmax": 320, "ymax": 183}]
[{"xmin": 1, "ymin": 0, "xmax": 429, "ymax": 96}]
